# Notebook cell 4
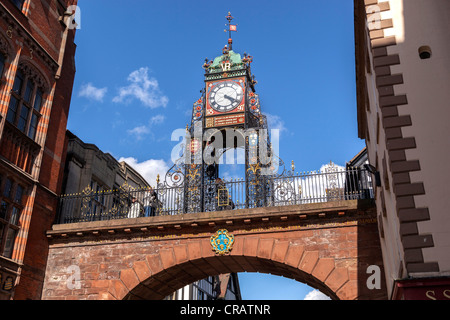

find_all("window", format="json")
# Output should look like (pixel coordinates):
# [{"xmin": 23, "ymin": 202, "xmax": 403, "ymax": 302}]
[
  {"xmin": 3, "ymin": 179, "xmax": 12, "ymax": 198},
  {"xmin": 6, "ymin": 69, "xmax": 44, "ymax": 141},
  {"xmin": 10, "ymin": 0, "xmax": 25, "ymax": 11},
  {"xmin": 0, "ymin": 175, "xmax": 24, "ymax": 259}
]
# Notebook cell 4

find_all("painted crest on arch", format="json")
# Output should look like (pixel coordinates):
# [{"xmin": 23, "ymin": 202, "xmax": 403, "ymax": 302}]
[{"xmin": 210, "ymin": 229, "xmax": 235, "ymax": 255}]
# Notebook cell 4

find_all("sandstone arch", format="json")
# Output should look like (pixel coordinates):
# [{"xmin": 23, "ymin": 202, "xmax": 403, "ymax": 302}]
[
  {"xmin": 100, "ymin": 235, "xmax": 357, "ymax": 300},
  {"xmin": 43, "ymin": 202, "xmax": 387, "ymax": 300}
]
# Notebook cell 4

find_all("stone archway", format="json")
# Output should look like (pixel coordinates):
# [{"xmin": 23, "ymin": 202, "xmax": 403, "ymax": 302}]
[
  {"xmin": 100, "ymin": 233, "xmax": 364, "ymax": 300},
  {"xmin": 43, "ymin": 202, "xmax": 387, "ymax": 300}
]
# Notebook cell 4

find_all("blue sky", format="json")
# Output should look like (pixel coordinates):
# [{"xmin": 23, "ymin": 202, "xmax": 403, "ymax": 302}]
[{"xmin": 68, "ymin": 0, "xmax": 362, "ymax": 300}]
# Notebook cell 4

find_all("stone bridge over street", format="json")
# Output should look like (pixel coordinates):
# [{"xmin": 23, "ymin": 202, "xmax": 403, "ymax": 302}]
[{"xmin": 42, "ymin": 199, "xmax": 387, "ymax": 300}]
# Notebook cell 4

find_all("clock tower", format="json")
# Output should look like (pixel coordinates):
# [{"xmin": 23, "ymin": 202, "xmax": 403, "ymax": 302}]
[{"xmin": 162, "ymin": 13, "xmax": 276, "ymax": 214}]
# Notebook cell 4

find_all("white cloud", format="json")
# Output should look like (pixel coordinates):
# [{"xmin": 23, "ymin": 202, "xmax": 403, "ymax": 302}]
[
  {"xmin": 113, "ymin": 67, "xmax": 169, "ymax": 109},
  {"xmin": 149, "ymin": 114, "xmax": 166, "ymax": 125},
  {"xmin": 304, "ymin": 289, "xmax": 332, "ymax": 300},
  {"xmin": 127, "ymin": 125, "xmax": 151, "ymax": 141},
  {"xmin": 265, "ymin": 113, "xmax": 287, "ymax": 135},
  {"xmin": 118, "ymin": 157, "xmax": 170, "ymax": 186},
  {"xmin": 78, "ymin": 83, "xmax": 107, "ymax": 102},
  {"xmin": 126, "ymin": 114, "xmax": 166, "ymax": 140}
]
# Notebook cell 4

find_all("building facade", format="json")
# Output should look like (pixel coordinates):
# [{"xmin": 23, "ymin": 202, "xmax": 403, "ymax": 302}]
[
  {"xmin": 62, "ymin": 131, "xmax": 152, "ymax": 199},
  {"xmin": 0, "ymin": 0, "xmax": 78, "ymax": 299},
  {"xmin": 354, "ymin": 0, "xmax": 450, "ymax": 299},
  {"xmin": 59, "ymin": 130, "xmax": 152, "ymax": 223},
  {"xmin": 165, "ymin": 274, "xmax": 241, "ymax": 301}
]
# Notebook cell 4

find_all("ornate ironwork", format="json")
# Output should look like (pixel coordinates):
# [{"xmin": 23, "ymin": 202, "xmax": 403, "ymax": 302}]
[{"xmin": 57, "ymin": 166, "xmax": 374, "ymax": 224}]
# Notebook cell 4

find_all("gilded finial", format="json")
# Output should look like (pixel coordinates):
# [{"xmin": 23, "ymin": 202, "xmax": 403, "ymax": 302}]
[{"xmin": 225, "ymin": 12, "xmax": 236, "ymax": 50}]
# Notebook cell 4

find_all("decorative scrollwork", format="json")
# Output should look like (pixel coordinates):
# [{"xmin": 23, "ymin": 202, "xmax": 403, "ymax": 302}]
[
  {"xmin": 324, "ymin": 161, "xmax": 342, "ymax": 200},
  {"xmin": 159, "ymin": 158, "xmax": 185, "ymax": 189},
  {"xmin": 273, "ymin": 181, "xmax": 294, "ymax": 202},
  {"xmin": 185, "ymin": 163, "xmax": 203, "ymax": 213},
  {"xmin": 80, "ymin": 185, "xmax": 93, "ymax": 218}
]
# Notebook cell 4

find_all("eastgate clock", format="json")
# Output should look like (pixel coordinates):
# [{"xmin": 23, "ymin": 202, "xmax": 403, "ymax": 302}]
[{"xmin": 208, "ymin": 80, "xmax": 244, "ymax": 113}]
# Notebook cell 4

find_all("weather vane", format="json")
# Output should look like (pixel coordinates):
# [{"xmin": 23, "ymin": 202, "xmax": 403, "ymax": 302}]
[{"xmin": 224, "ymin": 12, "xmax": 237, "ymax": 50}]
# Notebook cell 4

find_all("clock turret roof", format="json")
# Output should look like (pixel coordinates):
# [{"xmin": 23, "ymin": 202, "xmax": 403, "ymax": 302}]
[{"xmin": 210, "ymin": 50, "xmax": 242, "ymax": 69}]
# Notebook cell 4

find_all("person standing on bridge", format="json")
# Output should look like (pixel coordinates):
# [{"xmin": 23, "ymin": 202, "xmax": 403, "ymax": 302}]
[
  {"xmin": 128, "ymin": 197, "xmax": 142, "ymax": 218},
  {"xmin": 143, "ymin": 187, "xmax": 159, "ymax": 217}
]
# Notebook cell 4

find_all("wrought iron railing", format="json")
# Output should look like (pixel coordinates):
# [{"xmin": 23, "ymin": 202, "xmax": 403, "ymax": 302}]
[{"xmin": 57, "ymin": 167, "xmax": 374, "ymax": 224}]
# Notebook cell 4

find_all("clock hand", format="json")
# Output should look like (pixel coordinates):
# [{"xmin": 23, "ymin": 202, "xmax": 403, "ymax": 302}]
[{"xmin": 224, "ymin": 94, "xmax": 237, "ymax": 103}]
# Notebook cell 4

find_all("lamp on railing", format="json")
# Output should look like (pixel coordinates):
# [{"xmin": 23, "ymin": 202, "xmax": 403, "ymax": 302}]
[{"xmin": 364, "ymin": 164, "xmax": 381, "ymax": 187}]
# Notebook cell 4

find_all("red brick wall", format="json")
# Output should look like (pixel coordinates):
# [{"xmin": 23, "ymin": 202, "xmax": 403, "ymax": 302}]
[
  {"xmin": 13, "ymin": 188, "xmax": 57, "ymax": 300},
  {"xmin": 38, "ymin": 28, "xmax": 77, "ymax": 192},
  {"xmin": 1, "ymin": 0, "xmax": 77, "ymax": 62},
  {"xmin": 13, "ymin": 28, "xmax": 77, "ymax": 301},
  {"xmin": 0, "ymin": 0, "xmax": 77, "ymax": 299}
]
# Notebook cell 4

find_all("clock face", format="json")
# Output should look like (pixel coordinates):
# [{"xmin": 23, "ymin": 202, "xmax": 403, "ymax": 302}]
[{"xmin": 208, "ymin": 81, "xmax": 244, "ymax": 113}]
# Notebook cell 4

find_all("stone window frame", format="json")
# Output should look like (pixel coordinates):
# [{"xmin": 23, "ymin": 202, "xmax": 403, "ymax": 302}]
[
  {"xmin": 6, "ymin": 62, "xmax": 47, "ymax": 141},
  {"xmin": 0, "ymin": 174, "xmax": 25, "ymax": 259}
]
